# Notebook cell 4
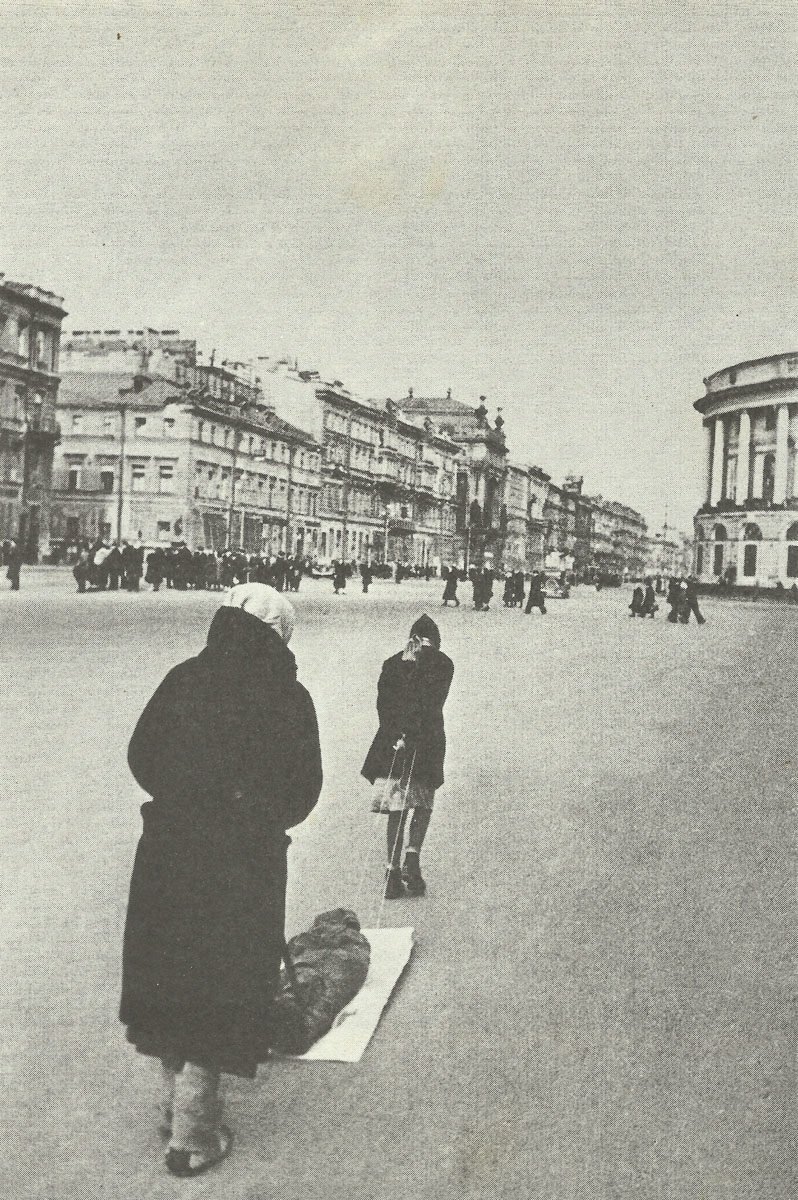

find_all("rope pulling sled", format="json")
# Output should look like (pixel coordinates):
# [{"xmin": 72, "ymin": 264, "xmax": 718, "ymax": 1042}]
[{"xmin": 272, "ymin": 739, "xmax": 416, "ymax": 1063}]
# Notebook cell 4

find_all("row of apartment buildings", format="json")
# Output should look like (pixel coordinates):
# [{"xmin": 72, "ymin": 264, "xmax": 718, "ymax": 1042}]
[{"xmin": 2, "ymin": 281, "xmax": 687, "ymax": 575}]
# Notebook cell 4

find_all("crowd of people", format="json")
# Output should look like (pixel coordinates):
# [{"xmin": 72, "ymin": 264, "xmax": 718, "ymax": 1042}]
[
  {"xmin": 439, "ymin": 564, "xmax": 557, "ymax": 614},
  {"xmin": 67, "ymin": 542, "xmax": 308, "ymax": 594},
  {"xmin": 629, "ymin": 576, "xmax": 706, "ymax": 624}
]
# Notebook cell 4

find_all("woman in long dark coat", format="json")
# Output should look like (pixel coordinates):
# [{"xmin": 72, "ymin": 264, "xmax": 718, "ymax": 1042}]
[
  {"xmin": 362, "ymin": 614, "xmax": 454, "ymax": 899},
  {"xmin": 121, "ymin": 583, "xmax": 322, "ymax": 1177}
]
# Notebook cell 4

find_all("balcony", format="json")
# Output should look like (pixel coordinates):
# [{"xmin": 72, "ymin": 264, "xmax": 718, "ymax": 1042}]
[
  {"xmin": 26, "ymin": 409, "xmax": 60, "ymax": 439},
  {"xmin": 387, "ymin": 517, "xmax": 416, "ymax": 534}
]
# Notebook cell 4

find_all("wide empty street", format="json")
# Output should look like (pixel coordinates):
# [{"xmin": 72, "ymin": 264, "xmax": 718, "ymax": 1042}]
[{"xmin": 1, "ymin": 575, "xmax": 793, "ymax": 1200}]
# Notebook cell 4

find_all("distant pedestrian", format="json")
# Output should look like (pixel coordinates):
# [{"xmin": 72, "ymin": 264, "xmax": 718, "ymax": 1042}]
[
  {"xmin": 107, "ymin": 542, "xmax": 124, "ymax": 590},
  {"xmin": 441, "ymin": 566, "xmax": 460, "ymax": 607},
  {"xmin": 525, "ymin": 572, "xmax": 547, "ymax": 615},
  {"xmin": 333, "ymin": 561, "xmax": 347, "ymax": 594},
  {"xmin": 680, "ymin": 577, "xmax": 706, "ymax": 625},
  {"xmin": 122, "ymin": 584, "xmax": 322, "ymax": 1178},
  {"xmin": 473, "ymin": 566, "xmax": 493, "ymax": 611},
  {"xmin": 360, "ymin": 561, "xmax": 373, "ymax": 593},
  {"xmin": 73, "ymin": 548, "xmax": 91, "ymax": 593},
  {"xmin": 666, "ymin": 578, "xmax": 681, "ymax": 623},
  {"xmin": 629, "ymin": 584, "xmax": 644, "ymax": 617},
  {"xmin": 362, "ymin": 614, "xmax": 454, "ymax": 900},
  {"xmin": 5, "ymin": 539, "xmax": 22, "ymax": 590},
  {"xmin": 640, "ymin": 580, "xmax": 658, "ymax": 618}
]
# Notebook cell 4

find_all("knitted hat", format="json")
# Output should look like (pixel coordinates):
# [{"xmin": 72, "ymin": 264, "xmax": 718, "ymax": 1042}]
[{"xmin": 222, "ymin": 583, "xmax": 296, "ymax": 643}]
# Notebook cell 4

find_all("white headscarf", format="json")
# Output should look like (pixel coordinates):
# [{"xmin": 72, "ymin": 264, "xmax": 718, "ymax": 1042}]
[{"xmin": 223, "ymin": 583, "xmax": 296, "ymax": 644}]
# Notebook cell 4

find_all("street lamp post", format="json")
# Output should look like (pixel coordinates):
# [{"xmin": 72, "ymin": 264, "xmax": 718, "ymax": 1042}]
[
  {"xmin": 116, "ymin": 401, "xmax": 127, "ymax": 543},
  {"xmin": 285, "ymin": 444, "xmax": 295, "ymax": 555},
  {"xmin": 226, "ymin": 421, "xmax": 242, "ymax": 549}
]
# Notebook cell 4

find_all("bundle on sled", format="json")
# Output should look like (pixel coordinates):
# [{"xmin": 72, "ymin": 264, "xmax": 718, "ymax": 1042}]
[{"xmin": 270, "ymin": 909, "xmax": 371, "ymax": 1056}]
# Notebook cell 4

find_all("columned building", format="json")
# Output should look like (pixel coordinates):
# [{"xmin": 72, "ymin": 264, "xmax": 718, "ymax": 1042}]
[
  {"xmin": 0, "ymin": 275, "xmax": 67, "ymax": 559},
  {"xmin": 694, "ymin": 353, "xmax": 798, "ymax": 585}
]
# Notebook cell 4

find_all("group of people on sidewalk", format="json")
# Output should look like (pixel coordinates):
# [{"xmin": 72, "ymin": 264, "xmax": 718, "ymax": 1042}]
[
  {"xmin": 71, "ymin": 542, "xmax": 307, "ymax": 594},
  {"xmin": 121, "ymin": 585, "xmax": 452, "ymax": 1178}
]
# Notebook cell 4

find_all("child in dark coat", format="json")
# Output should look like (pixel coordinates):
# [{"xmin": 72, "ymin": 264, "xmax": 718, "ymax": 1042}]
[{"xmin": 362, "ymin": 615, "xmax": 454, "ymax": 898}]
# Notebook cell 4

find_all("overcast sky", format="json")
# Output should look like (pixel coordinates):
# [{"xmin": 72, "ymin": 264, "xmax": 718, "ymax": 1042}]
[{"xmin": 3, "ymin": 0, "xmax": 797, "ymax": 530}]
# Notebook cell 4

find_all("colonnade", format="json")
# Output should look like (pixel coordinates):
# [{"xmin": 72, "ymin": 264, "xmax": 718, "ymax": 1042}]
[{"xmin": 705, "ymin": 404, "xmax": 792, "ymax": 506}]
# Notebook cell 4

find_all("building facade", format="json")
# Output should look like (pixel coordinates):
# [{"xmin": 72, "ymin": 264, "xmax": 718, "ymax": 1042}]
[
  {"xmin": 262, "ymin": 363, "xmax": 461, "ymax": 566},
  {"xmin": 586, "ymin": 495, "xmax": 648, "ymax": 578},
  {"xmin": 50, "ymin": 362, "xmax": 319, "ymax": 554},
  {"xmin": 398, "ymin": 392, "xmax": 508, "ymax": 567},
  {"xmin": 543, "ymin": 478, "xmax": 595, "ymax": 576},
  {"xmin": 643, "ymin": 526, "xmax": 693, "ymax": 578},
  {"xmin": 0, "ymin": 275, "xmax": 67, "ymax": 559},
  {"xmin": 694, "ymin": 353, "xmax": 798, "ymax": 585}
]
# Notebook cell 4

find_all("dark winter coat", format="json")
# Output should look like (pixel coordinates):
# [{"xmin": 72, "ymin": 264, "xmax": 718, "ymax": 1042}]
[
  {"xmin": 361, "ymin": 646, "xmax": 454, "ymax": 789},
  {"xmin": 120, "ymin": 606, "xmax": 323, "ymax": 1077},
  {"xmin": 442, "ymin": 570, "xmax": 459, "ymax": 600}
]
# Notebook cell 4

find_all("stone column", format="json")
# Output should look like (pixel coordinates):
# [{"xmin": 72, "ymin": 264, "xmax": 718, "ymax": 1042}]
[
  {"xmin": 774, "ymin": 404, "xmax": 789, "ymax": 503},
  {"xmin": 737, "ymin": 410, "xmax": 751, "ymax": 505},
  {"xmin": 710, "ymin": 416, "xmax": 725, "ymax": 506},
  {"xmin": 702, "ymin": 422, "xmax": 713, "ymax": 504}
]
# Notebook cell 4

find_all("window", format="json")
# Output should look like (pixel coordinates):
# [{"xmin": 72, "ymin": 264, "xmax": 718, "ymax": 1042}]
[
  {"xmin": 163, "ymin": 418, "xmax": 175, "ymax": 436},
  {"xmin": 17, "ymin": 321, "xmax": 29, "ymax": 358},
  {"xmin": 131, "ymin": 464, "xmax": 146, "ymax": 491},
  {"xmin": 762, "ymin": 454, "xmax": 775, "ymax": 503},
  {"xmin": 743, "ymin": 523, "xmax": 762, "ymax": 541},
  {"xmin": 248, "ymin": 436, "xmax": 254, "ymax": 455},
  {"xmin": 67, "ymin": 469, "xmax": 79, "ymax": 492},
  {"xmin": 71, "ymin": 413, "xmax": 82, "ymax": 431},
  {"xmin": 696, "ymin": 545, "xmax": 704, "ymax": 574},
  {"xmin": 210, "ymin": 425, "xmax": 216, "ymax": 444},
  {"xmin": 134, "ymin": 416, "xmax": 146, "ymax": 431},
  {"xmin": 713, "ymin": 544, "xmax": 724, "ymax": 575},
  {"xmin": 198, "ymin": 420, "xmax": 204, "ymax": 442},
  {"xmin": 765, "ymin": 409, "xmax": 777, "ymax": 432},
  {"xmin": 743, "ymin": 543, "xmax": 757, "ymax": 576},
  {"xmin": 788, "ymin": 546, "xmax": 798, "ymax": 577},
  {"xmin": 158, "ymin": 463, "xmax": 174, "ymax": 493},
  {"xmin": 713, "ymin": 524, "xmax": 727, "ymax": 541},
  {"xmin": 100, "ymin": 471, "xmax": 114, "ymax": 494},
  {"xmin": 102, "ymin": 414, "xmax": 114, "ymax": 434}
]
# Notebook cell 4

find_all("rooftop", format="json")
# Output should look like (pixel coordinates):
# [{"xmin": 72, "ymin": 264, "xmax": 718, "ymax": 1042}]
[{"xmin": 0, "ymin": 274, "xmax": 67, "ymax": 314}]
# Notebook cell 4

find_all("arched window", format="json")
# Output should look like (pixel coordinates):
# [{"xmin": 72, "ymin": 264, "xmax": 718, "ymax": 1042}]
[
  {"xmin": 743, "ymin": 523, "xmax": 762, "ymax": 541},
  {"xmin": 713, "ymin": 524, "xmax": 727, "ymax": 541},
  {"xmin": 696, "ymin": 525, "xmax": 706, "ymax": 541},
  {"xmin": 788, "ymin": 524, "xmax": 798, "ymax": 577}
]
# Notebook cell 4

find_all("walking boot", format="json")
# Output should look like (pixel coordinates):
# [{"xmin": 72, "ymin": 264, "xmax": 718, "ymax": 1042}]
[
  {"xmin": 383, "ymin": 867, "xmax": 404, "ymax": 900},
  {"xmin": 402, "ymin": 851, "xmax": 426, "ymax": 897}
]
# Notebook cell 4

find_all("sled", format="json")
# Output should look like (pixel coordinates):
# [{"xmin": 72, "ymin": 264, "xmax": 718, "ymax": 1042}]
[{"xmin": 278, "ymin": 927, "xmax": 414, "ymax": 1063}]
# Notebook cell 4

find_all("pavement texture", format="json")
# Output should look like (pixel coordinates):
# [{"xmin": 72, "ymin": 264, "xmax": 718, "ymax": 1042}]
[{"xmin": 1, "ymin": 572, "xmax": 794, "ymax": 1199}]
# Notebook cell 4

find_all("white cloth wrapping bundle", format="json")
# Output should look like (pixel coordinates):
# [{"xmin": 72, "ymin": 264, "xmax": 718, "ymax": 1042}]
[{"xmin": 279, "ymin": 928, "xmax": 415, "ymax": 1064}]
